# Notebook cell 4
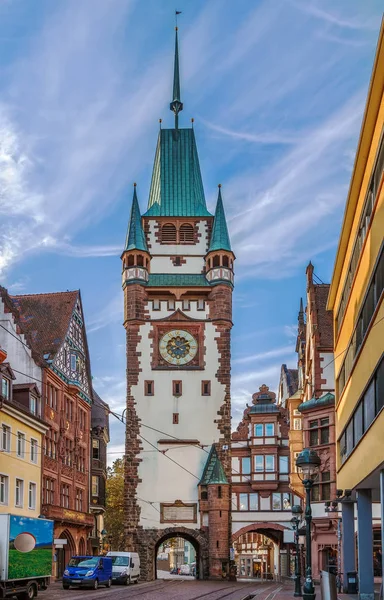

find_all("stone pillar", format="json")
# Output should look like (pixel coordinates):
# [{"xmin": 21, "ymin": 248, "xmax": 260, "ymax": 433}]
[
  {"xmin": 357, "ymin": 489, "xmax": 374, "ymax": 600},
  {"xmin": 342, "ymin": 501, "xmax": 355, "ymax": 592}
]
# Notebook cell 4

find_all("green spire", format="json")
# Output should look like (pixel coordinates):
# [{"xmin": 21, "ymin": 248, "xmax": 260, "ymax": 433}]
[
  {"xmin": 144, "ymin": 129, "xmax": 212, "ymax": 217},
  {"xmin": 124, "ymin": 184, "xmax": 148, "ymax": 252},
  {"xmin": 170, "ymin": 27, "xmax": 183, "ymax": 129},
  {"xmin": 208, "ymin": 185, "xmax": 231, "ymax": 252},
  {"xmin": 199, "ymin": 445, "xmax": 228, "ymax": 485}
]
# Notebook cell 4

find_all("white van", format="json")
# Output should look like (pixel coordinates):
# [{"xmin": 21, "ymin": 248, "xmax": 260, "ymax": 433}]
[{"xmin": 107, "ymin": 552, "xmax": 140, "ymax": 585}]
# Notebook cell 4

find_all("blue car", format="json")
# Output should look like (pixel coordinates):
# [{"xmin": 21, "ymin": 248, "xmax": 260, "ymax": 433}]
[{"xmin": 63, "ymin": 555, "xmax": 113, "ymax": 590}]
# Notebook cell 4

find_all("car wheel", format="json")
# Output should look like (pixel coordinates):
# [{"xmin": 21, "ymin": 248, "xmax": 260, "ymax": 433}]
[
  {"xmin": 106, "ymin": 578, "xmax": 112, "ymax": 588},
  {"xmin": 93, "ymin": 579, "xmax": 99, "ymax": 590},
  {"xmin": 62, "ymin": 584, "xmax": 70, "ymax": 590},
  {"xmin": 124, "ymin": 577, "xmax": 129, "ymax": 586},
  {"xmin": 134, "ymin": 578, "xmax": 139, "ymax": 584}
]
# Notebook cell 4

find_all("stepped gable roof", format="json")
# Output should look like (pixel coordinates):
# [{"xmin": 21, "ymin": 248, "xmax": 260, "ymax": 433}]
[
  {"xmin": 199, "ymin": 445, "xmax": 228, "ymax": 485},
  {"xmin": 10, "ymin": 291, "xmax": 78, "ymax": 360},
  {"xmin": 287, "ymin": 368, "xmax": 299, "ymax": 395},
  {"xmin": 208, "ymin": 186, "xmax": 231, "ymax": 252},
  {"xmin": 124, "ymin": 185, "xmax": 148, "ymax": 252}
]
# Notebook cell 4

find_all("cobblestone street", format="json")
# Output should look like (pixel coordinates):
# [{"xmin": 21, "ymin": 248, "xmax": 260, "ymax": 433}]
[{"xmin": 42, "ymin": 579, "xmax": 293, "ymax": 600}]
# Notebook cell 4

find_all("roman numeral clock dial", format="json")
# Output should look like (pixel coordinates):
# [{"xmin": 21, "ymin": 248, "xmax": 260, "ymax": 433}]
[{"xmin": 159, "ymin": 329, "xmax": 198, "ymax": 366}]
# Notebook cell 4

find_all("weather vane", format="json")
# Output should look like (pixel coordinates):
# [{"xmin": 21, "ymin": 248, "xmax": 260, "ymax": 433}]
[{"xmin": 175, "ymin": 10, "xmax": 182, "ymax": 28}]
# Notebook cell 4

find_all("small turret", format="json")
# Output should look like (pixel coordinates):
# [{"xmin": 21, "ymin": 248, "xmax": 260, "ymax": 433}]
[
  {"xmin": 205, "ymin": 185, "xmax": 234, "ymax": 286},
  {"xmin": 121, "ymin": 184, "xmax": 150, "ymax": 287}
]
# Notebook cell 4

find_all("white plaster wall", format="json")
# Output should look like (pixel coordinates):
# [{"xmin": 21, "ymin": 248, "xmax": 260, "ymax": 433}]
[
  {"xmin": 0, "ymin": 299, "xmax": 42, "ymax": 392},
  {"xmin": 134, "ymin": 319, "xmax": 227, "ymax": 529},
  {"xmin": 320, "ymin": 351, "xmax": 335, "ymax": 390},
  {"xmin": 146, "ymin": 220, "xmax": 210, "ymax": 255},
  {"xmin": 147, "ymin": 301, "xmax": 209, "ymax": 320},
  {"xmin": 150, "ymin": 256, "xmax": 205, "ymax": 274}
]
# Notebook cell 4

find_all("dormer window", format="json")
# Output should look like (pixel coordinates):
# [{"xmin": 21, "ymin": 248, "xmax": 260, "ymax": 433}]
[{"xmin": 1, "ymin": 377, "xmax": 10, "ymax": 400}]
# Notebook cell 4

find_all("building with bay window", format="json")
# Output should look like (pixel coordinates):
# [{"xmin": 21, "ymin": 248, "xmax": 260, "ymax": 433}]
[{"xmin": 231, "ymin": 384, "xmax": 301, "ymax": 579}]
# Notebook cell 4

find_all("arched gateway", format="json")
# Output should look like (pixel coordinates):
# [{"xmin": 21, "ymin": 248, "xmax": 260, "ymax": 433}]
[{"xmin": 121, "ymin": 27, "xmax": 234, "ymax": 581}]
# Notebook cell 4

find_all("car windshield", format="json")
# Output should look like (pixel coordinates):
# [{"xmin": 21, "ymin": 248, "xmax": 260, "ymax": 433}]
[
  {"xmin": 69, "ymin": 557, "xmax": 99, "ymax": 569},
  {"xmin": 111, "ymin": 556, "xmax": 129, "ymax": 566}
]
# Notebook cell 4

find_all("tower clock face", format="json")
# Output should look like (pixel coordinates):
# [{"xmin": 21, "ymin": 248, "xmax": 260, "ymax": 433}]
[{"xmin": 159, "ymin": 329, "xmax": 198, "ymax": 366}]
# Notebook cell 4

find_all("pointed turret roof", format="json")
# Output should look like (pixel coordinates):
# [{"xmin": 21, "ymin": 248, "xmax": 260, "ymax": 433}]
[
  {"xmin": 124, "ymin": 185, "xmax": 148, "ymax": 252},
  {"xmin": 208, "ymin": 186, "xmax": 231, "ymax": 252},
  {"xmin": 199, "ymin": 445, "xmax": 228, "ymax": 485}
]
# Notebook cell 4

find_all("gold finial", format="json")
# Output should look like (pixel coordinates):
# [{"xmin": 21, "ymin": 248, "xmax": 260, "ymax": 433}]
[
  {"xmin": 175, "ymin": 26, "xmax": 178, "ymax": 31},
  {"xmin": 218, "ymin": 184, "xmax": 222, "ymax": 188},
  {"xmin": 134, "ymin": 182, "xmax": 137, "ymax": 187},
  {"xmin": 191, "ymin": 118, "xmax": 194, "ymax": 123},
  {"xmin": 159, "ymin": 118, "xmax": 162, "ymax": 123}
]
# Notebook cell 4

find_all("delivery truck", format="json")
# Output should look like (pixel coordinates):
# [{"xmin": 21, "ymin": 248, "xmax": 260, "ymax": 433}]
[{"xmin": 0, "ymin": 514, "xmax": 54, "ymax": 599}]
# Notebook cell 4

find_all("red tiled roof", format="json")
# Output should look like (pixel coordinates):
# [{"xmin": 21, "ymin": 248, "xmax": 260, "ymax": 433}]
[
  {"xmin": 313, "ymin": 285, "xmax": 333, "ymax": 348},
  {"xmin": 10, "ymin": 291, "xmax": 78, "ymax": 360}
]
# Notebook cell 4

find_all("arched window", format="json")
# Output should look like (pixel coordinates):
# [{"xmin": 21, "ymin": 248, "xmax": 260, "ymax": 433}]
[
  {"xmin": 128, "ymin": 255, "xmax": 134, "ymax": 267},
  {"xmin": 179, "ymin": 223, "xmax": 194, "ymax": 243},
  {"xmin": 213, "ymin": 255, "xmax": 220, "ymax": 267},
  {"xmin": 137, "ymin": 255, "xmax": 144, "ymax": 267},
  {"xmin": 161, "ymin": 223, "xmax": 177, "ymax": 243},
  {"xmin": 222, "ymin": 256, "xmax": 229, "ymax": 267}
]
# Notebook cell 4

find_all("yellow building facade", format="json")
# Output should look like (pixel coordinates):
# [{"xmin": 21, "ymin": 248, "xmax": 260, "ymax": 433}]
[
  {"xmin": 0, "ymin": 397, "xmax": 47, "ymax": 518},
  {"xmin": 327, "ymin": 21, "xmax": 384, "ymax": 600}
]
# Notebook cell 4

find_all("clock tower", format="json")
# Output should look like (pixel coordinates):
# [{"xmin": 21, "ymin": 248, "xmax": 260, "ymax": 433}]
[{"xmin": 122, "ymin": 28, "xmax": 234, "ymax": 581}]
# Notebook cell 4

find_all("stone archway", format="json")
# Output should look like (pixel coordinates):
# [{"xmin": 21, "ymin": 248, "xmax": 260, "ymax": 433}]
[
  {"xmin": 78, "ymin": 537, "xmax": 86, "ymax": 555},
  {"xmin": 232, "ymin": 523, "xmax": 291, "ymax": 580},
  {"xmin": 138, "ymin": 527, "xmax": 209, "ymax": 582},
  {"xmin": 57, "ymin": 530, "xmax": 76, "ymax": 578}
]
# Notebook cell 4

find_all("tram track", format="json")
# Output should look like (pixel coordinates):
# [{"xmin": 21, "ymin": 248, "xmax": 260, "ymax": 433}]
[{"xmin": 187, "ymin": 581, "xmax": 277, "ymax": 600}]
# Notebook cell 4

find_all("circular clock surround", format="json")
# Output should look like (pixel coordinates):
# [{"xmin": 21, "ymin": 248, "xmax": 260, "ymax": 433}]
[{"xmin": 159, "ymin": 329, "xmax": 198, "ymax": 366}]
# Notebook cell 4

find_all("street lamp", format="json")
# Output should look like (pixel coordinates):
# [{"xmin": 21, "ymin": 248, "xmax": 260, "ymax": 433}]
[
  {"xmin": 291, "ymin": 504, "xmax": 303, "ymax": 597},
  {"xmin": 296, "ymin": 448, "xmax": 321, "ymax": 600}
]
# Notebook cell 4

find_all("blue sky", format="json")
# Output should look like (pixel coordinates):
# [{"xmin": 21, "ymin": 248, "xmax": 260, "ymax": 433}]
[{"xmin": 0, "ymin": 0, "xmax": 382, "ymax": 461}]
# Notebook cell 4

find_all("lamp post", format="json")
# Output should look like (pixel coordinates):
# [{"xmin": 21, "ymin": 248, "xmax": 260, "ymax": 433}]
[
  {"xmin": 291, "ymin": 504, "xmax": 303, "ymax": 596},
  {"xmin": 296, "ymin": 448, "xmax": 321, "ymax": 600}
]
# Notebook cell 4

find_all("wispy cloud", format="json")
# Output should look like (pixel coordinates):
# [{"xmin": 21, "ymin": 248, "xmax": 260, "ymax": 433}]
[
  {"xmin": 291, "ymin": 1, "xmax": 378, "ymax": 31},
  {"xmin": 233, "ymin": 345, "xmax": 294, "ymax": 365}
]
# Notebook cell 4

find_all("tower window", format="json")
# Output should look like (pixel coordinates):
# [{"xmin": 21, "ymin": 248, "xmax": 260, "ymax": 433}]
[
  {"xmin": 202, "ymin": 381, "xmax": 211, "ymax": 396},
  {"xmin": 173, "ymin": 413, "xmax": 179, "ymax": 424},
  {"xmin": 153, "ymin": 300, "xmax": 161, "ymax": 310},
  {"xmin": 216, "ymin": 540, "xmax": 219, "ymax": 549},
  {"xmin": 173, "ymin": 381, "xmax": 182, "ymax": 397},
  {"xmin": 218, "ymin": 486, "xmax": 222, "ymax": 498},
  {"xmin": 145, "ymin": 381, "xmax": 154, "ymax": 396},
  {"xmin": 213, "ymin": 255, "xmax": 220, "ymax": 267},
  {"xmin": 179, "ymin": 223, "xmax": 194, "ymax": 243},
  {"xmin": 182, "ymin": 299, "xmax": 190, "ymax": 311},
  {"xmin": 128, "ymin": 255, "xmax": 134, "ymax": 266},
  {"xmin": 197, "ymin": 299, "xmax": 205, "ymax": 310},
  {"xmin": 168, "ymin": 299, "xmax": 175, "ymax": 311},
  {"xmin": 137, "ymin": 255, "xmax": 144, "ymax": 267},
  {"xmin": 222, "ymin": 256, "xmax": 229, "ymax": 267},
  {"xmin": 161, "ymin": 224, "xmax": 177, "ymax": 243}
]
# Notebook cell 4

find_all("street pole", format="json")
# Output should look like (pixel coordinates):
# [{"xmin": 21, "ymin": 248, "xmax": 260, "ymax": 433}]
[
  {"xmin": 293, "ymin": 519, "xmax": 302, "ymax": 596},
  {"xmin": 303, "ymin": 481, "xmax": 315, "ymax": 600}
]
